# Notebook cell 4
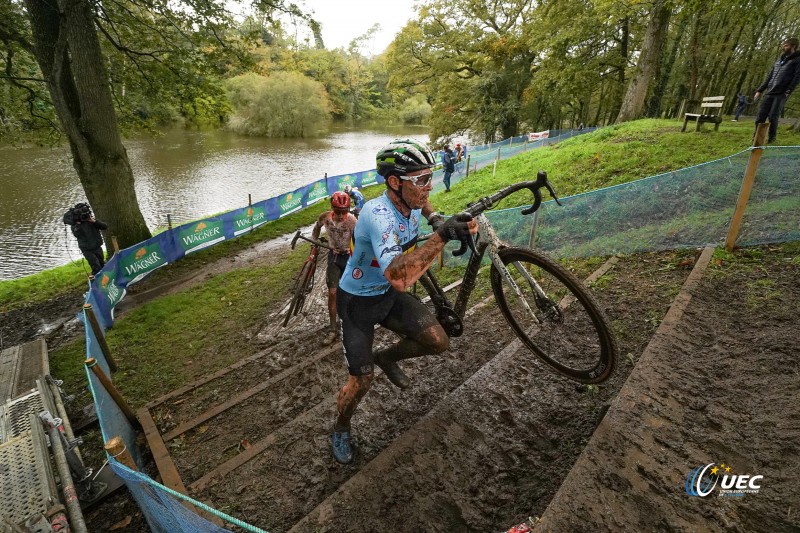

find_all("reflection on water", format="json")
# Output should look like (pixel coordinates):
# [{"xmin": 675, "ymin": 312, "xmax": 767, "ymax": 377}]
[{"xmin": 0, "ymin": 125, "xmax": 428, "ymax": 280}]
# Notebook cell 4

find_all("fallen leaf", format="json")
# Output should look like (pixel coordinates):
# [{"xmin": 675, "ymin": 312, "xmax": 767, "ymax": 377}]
[
  {"xmin": 241, "ymin": 439, "xmax": 252, "ymax": 449},
  {"xmin": 110, "ymin": 515, "xmax": 132, "ymax": 530},
  {"xmin": 199, "ymin": 425, "xmax": 209, "ymax": 434}
]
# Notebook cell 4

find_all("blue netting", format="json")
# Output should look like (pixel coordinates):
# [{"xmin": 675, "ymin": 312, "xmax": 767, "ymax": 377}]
[
  {"xmin": 86, "ymin": 361, "xmax": 144, "ymax": 468},
  {"xmin": 108, "ymin": 461, "xmax": 270, "ymax": 533}
]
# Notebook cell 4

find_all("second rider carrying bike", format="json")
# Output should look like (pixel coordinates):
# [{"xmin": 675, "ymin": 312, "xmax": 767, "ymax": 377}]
[
  {"xmin": 312, "ymin": 191, "xmax": 357, "ymax": 345},
  {"xmin": 331, "ymin": 139, "xmax": 478, "ymax": 464}
]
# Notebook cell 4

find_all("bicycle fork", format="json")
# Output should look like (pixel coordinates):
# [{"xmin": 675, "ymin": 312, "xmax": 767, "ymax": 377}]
[{"xmin": 479, "ymin": 215, "xmax": 551, "ymax": 324}]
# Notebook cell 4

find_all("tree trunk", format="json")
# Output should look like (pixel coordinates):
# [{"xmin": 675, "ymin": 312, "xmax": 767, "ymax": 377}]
[
  {"xmin": 608, "ymin": 17, "xmax": 629, "ymax": 124},
  {"xmin": 23, "ymin": 0, "xmax": 151, "ymax": 250},
  {"xmin": 647, "ymin": 11, "xmax": 688, "ymax": 118},
  {"xmin": 617, "ymin": 1, "xmax": 672, "ymax": 123}
]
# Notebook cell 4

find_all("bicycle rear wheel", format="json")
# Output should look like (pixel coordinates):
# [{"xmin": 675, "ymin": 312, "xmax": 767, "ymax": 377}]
[
  {"xmin": 283, "ymin": 261, "xmax": 313, "ymax": 327},
  {"xmin": 294, "ymin": 260, "xmax": 317, "ymax": 315},
  {"xmin": 490, "ymin": 247, "xmax": 616, "ymax": 384}
]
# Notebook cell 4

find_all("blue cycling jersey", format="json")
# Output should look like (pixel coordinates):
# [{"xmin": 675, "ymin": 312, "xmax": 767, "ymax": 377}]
[
  {"xmin": 339, "ymin": 192, "xmax": 421, "ymax": 296},
  {"xmin": 350, "ymin": 189, "xmax": 365, "ymax": 210}
]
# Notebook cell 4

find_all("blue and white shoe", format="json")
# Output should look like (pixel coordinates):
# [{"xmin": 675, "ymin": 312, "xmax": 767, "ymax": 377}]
[{"xmin": 332, "ymin": 431, "xmax": 353, "ymax": 464}]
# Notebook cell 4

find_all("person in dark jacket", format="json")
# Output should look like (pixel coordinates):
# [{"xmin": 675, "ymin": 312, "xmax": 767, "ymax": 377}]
[
  {"xmin": 63, "ymin": 203, "xmax": 108, "ymax": 275},
  {"xmin": 754, "ymin": 37, "xmax": 800, "ymax": 143},
  {"xmin": 442, "ymin": 146, "xmax": 455, "ymax": 192},
  {"xmin": 732, "ymin": 93, "xmax": 749, "ymax": 121}
]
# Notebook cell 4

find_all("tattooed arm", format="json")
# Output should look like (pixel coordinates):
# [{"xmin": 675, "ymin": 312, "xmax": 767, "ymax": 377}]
[{"xmin": 383, "ymin": 234, "xmax": 446, "ymax": 292}]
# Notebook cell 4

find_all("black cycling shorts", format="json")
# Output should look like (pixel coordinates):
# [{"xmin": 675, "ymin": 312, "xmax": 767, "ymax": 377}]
[
  {"xmin": 326, "ymin": 252, "xmax": 349, "ymax": 289},
  {"xmin": 336, "ymin": 288, "xmax": 439, "ymax": 376}
]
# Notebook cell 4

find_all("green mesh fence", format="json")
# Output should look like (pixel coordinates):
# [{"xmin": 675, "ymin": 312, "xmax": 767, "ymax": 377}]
[
  {"xmin": 737, "ymin": 147, "xmax": 800, "ymax": 247},
  {"xmin": 445, "ymin": 145, "xmax": 798, "ymax": 266}
]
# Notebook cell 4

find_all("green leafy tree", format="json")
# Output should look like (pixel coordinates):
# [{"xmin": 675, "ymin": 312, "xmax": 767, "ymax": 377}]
[
  {"xmin": 225, "ymin": 71, "xmax": 330, "ymax": 137},
  {"xmin": 0, "ymin": 0, "xmax": 308, "ymax": 249},
  {"xmin": 389, "ymin": 0, "xmax": 539, "ymax": 142}
]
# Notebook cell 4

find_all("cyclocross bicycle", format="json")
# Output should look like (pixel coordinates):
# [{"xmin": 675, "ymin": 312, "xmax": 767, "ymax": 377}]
[
  {"xmin": 418, "ymin": 171, "xmax": 616, "ymax": 384},
  {"xmin": 283, "ymin": 231, "xmax": 333, "ymax": 327}
]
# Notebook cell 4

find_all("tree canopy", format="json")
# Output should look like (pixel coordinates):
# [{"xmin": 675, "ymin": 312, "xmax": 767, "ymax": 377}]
[{"xmin": 387, "ymin": 0, "xmax": 800, "ymax": 142}]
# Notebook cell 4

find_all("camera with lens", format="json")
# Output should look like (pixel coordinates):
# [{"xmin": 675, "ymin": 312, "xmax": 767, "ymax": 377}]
[
  {"xmin": 63, "ymin": 202, "xmax": 92, "ymax": 225},
  {"xmin": 75, "ymin": 203, "xmax": 91, "ymax": 221}
]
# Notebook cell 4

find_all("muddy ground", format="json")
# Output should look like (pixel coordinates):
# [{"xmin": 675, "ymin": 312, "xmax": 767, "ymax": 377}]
[{"xmin": 3, "ymin": 240, "xmax": 796, "ymax": 532}]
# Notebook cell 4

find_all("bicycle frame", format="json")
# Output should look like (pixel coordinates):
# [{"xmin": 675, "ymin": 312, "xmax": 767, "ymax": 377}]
[{"xmin": 423, "ymin": 213, "xmax": 542, "ymax": 324}]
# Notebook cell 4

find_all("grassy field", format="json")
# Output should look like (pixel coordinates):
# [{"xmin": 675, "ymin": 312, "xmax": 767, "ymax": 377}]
[{"xmin": 6, "ymin": 117, "xmax": 799, "ymax": 406}]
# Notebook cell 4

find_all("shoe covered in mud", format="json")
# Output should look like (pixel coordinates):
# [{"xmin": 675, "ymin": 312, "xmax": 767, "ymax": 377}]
[
  {"xmin": 323, "ymin": 329, "xmax": 339, "ymax": 345},
  {"xmin": 375, "ymin": 354, "xmax": 410, "ymax": 389},
  {"xmin": 332, "ymin": 431, "xmax": 353, "ymax": 464}
]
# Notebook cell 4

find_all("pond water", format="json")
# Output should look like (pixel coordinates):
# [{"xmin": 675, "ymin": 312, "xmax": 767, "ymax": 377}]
[{"xmin": 0, "ymin": 124, "xmax": 429, "ymax": 281}]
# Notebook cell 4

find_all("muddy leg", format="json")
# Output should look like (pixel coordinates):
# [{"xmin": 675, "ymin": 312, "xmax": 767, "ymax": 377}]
[
  {"xmin": 374, "ymin": 323, "xmax": 449, "ymax": 364},
  {"xmin": 334, "ymin": 374, "xmax": 374, "ymax": 432},
  {"xmin": 328, "ymin": 288, "xmax": 338, "ymax": 330}
]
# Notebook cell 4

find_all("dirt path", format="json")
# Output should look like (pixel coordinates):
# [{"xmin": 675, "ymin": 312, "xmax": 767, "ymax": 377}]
[
  {"xmin": 11, "ymin": 239, "xmax": 794, "ymax": 533},
  {"xmin": 136, "ymin": 248, "xmax": 695, "ymax": 532},
  {"xmin": 534, "ymin": 245, "xmax": 800, "ymax": 532}
]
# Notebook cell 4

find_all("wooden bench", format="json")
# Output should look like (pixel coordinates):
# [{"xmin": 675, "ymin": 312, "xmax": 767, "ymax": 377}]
[{"xmin": 682, "ymin": 96, "xmax": 725, "ymax": 132}]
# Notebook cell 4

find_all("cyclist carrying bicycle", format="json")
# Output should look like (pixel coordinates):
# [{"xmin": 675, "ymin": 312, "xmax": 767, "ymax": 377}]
[
  {"xmin": 331, "ymin": 139, "xmax": 477, "ymax": 464},
  {"xmin": 343, "ymin": 184, "xmax": 365, "ymax": 217},
  {"xmin": 312, "ymin": 191, "xmax": 357, "ymax": 345}
]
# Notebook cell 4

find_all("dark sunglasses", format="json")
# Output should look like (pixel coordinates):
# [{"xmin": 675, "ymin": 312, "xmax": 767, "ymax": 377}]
[{"xmin": 399, "ymin": 171, "xmax": 433, "ymax": 188}]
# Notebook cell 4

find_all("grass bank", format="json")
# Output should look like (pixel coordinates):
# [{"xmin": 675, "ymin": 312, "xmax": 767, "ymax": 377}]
[
  {"xmin": 430, "ymin": 118, "xmax": 800, "ymax": 213},
  {"xmin": 17, "ymin": 118, "xmax": 800, "ymax": 406}
]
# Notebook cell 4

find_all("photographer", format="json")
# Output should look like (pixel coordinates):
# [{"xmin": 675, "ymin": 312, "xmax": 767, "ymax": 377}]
[{"xmin": 63, "ymin": 203, "xmax": 108, "ymax": 275}]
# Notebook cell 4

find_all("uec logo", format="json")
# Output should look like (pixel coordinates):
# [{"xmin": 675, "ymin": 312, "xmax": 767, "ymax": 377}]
[{"xmin": 685, "ymin": 463, "xmax": 763, "ymax": 497}]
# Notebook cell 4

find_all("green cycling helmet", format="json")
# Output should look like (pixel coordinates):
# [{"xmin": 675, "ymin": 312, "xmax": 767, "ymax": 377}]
[{"xmin": 376, "ymin": 139, "xmax": 436, "ymax": 178}]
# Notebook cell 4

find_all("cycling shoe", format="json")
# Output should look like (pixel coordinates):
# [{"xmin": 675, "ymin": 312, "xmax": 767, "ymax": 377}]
[{"xmin": 332, "ymin": 430, "xmax": 353, "ymax": 464}]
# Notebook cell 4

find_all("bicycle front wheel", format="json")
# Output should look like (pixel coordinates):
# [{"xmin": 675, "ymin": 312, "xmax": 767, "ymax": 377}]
[
  {"xmin": 283, "ymin": 261, "xmax": 313, "ymax": 327},
  {"xmin": 293, "ymin": 260, "xmax": 316, "ymax": 316},
  {"xmin": 490, "ymin": 247, "xmax": 616, "ymax": 384}
]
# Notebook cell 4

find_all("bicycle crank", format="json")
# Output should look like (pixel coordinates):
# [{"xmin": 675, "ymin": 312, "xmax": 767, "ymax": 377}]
[{"xmin": 436, "ymin": 305, "xmax": 464, "ymax": 337}]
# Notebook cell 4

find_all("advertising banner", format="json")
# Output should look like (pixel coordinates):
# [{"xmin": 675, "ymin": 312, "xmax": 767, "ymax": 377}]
[
  {"xmin": 528, "ymin": 130, "xmax": 550, "ymax": 141},
  {"xmin": 305, "ymin": 179, "xmax": 329, "ymax": 206},
  {"xmin": 232, "ymin": 205, "xmax": 268, "ymax": 236},
  {"xmin": 119, "ymin": 241, "xmax": 168, "ymax": 285},
  {"xmin": 277, "ymin": 188, "xmax": 304, "ymax": 218},
  {"xmin": 178, "ymin": 219, "xmax": 225, "ymax": 253},
  {"xmin": 357, "ymin": 170, "xmax": 381, "ymax": 188}
]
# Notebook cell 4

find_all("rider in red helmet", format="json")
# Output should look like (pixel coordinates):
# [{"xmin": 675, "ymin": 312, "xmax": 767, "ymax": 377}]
[{"xmin": 313, "ymin": 191, "xmax": 357, "ymax": 344}]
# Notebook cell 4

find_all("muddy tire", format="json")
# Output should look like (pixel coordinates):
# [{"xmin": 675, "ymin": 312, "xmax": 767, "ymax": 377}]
[
  {"xmin": 283, "ymin": 261, "xmax": 314, "ymax": 327},
  {"xmin": 490, "ymin": 247, "xmax": 616, "ymax": 383}
]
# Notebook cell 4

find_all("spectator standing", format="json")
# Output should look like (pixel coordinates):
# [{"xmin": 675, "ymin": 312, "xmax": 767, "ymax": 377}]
[
  {"xmin": 754, "ymin": 37, "xmax": 800, "ymax": 143},
  {"xmin": 63, "ymin": 202, "xmax": 108, "ymax": 275},
  {"xmin": 732, "ymin": 93, "xmax": 749, "ymax": 121},
  {"xmin": 442, "ymin": 146, "xmax": 455, "ymax": 192}
]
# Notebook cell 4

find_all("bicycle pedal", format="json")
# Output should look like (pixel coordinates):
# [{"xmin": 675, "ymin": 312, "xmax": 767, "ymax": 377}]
[{"xmin": 437, "ymin": 307, "xmax": 464, "ymax": 337}]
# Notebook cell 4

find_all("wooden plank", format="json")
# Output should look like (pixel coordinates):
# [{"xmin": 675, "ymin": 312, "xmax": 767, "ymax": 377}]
[
  {"xmin": 684, "ymin": 113, "xmax": 701, "ymax": 118},
  {"xmin": 189, "ymin": 397, "xmax": 334, "ymax": 493},
  {"xmin": 145, "ymin": 348, "xmax": 271, "ymax": 409},
  {"xmin": 137, "ymin": 407, "xmax": 188, "ymax": 494},
  {"xmin": 700, "ymin": 102, "xmax": 724, "ymax": 108},
  {"xmin": 702, "ymin": 96, "xmax": 725, "ymax": 101},
  {"xmin": 0, "ymin": 346, "xmax": 20, "ymax": 402},
  {"xmin": 13, "ymin": 339, "xmax": 48, "ymax": 399},
  {"xmin": 137, "ymin": 408, "xmax": 227, "ymax": 527},
  {"xmin": 163, "ymin": 346, "xmax": 336, "ymax": 441}
]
